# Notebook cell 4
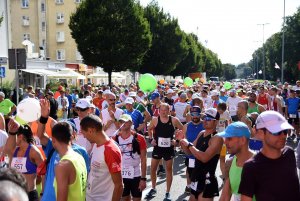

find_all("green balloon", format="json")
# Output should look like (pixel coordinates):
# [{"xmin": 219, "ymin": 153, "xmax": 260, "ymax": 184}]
[
  {"xmin": 138, "ymin": 73, "xmax": 157, "ymax": 93},
  {"xmin": 184, "ymin": 77, "xmax": 193, "ymax": 87},
  {"xmin": 224, "ymin": 82, "xmax": 232, "ymax": 90}
]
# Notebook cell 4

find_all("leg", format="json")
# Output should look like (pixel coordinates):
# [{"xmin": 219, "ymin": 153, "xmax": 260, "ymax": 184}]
[
  {"xmin": 198, "ymin": 192, "xmax": 213, "ymax": 201},
  {"xmin": 189, "ymin": 194, "xmax": 197, "ymax": 201},
  {"xmin": 150, "ymin": 158, "xmax": 160, "ymax": 189},
  {"xmin": 165, "ymin": 158, "xmax": 173, "ymax": 193},
  {"xmin": 121, "ymin": 196, "xmax": 131, "ymax": 201}
]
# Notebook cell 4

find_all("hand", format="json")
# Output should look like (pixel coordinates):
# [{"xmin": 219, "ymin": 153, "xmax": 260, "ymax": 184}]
[
  {"xmin": 180, "ymin": 139, "xmax": 189, "ymax": 147},
  {"xmin": 40, "ymin": 99, "xmax": 50, "ymax": 118},
  {"xmin": 151, "ymin": 139, "xmax": 157, "ymax": 146},
  {"xmin": 138, "ymin": 180, "xmax": 146, "ymax": 191},
  {"xmin": 8, "ymin": 118, "xmax": 20, "ymax": 133},
  {"xmin": 171, "ymin": 139, "xmax": 177, "ymax": 146},
  {"xmin": 175, "ymin": 129, "xmax": 184, "ymax": 140}
]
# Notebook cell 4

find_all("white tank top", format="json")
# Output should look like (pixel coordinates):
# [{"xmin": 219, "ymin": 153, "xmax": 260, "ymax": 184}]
[
  {"xmin": 101, "ymin": 108, "xmax": 124, "ymax": 137},
  {"xmin": 73, "ymin": 117, "xmax": 92, "ymax": 153}
]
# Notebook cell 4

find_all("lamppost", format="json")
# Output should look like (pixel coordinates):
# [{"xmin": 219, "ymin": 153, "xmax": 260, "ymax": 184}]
[
  {"xmin": 257, "ymin": 23, "xmax": 270, "ymax": 80},
  {"xmin": 281, "ymin": 0, "xmax": 286, "ymax": 83}
]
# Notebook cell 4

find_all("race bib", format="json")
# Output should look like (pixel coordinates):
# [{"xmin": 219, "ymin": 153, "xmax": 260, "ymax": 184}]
[
  {"xmin": 122, "ymin": 166, "xmax": 134, "ymax": 179},
  {"xmin": 188, "ymin": 159, "xmax": 195, "ymax": 168},
  {"xmin": 11, "ymin": 157, "xmax": 27, "ymax": 173},
  {"xmin": 158, "ymin": 137, "xmax": 171, "ymax": 148},
  {"xmin": 289, "ymin": 114, "xmax": 297, "ymax": 118},
  {"xmin": 190, "ymin": 181, "xmax": 198, "ymax": 191}
]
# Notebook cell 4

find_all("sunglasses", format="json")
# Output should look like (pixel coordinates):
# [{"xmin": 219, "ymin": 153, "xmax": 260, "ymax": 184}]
[
  {"xmin": 190, "ymin": 112, "xmax": 200, "ymax": 117},
  {"xmin": 203, "ymin": 117, "xmax": 215, "ymax": 121},
  {"xmin": 76, "ymin": 107, "xmax": 89, "ymax": 112},
  {"xmin": 268, "ymin": 129, "xmax": 289, "ymax": 136},
  {"xmin": 109, "ymin": 99, "xmax": 116, "ymax": 101}
]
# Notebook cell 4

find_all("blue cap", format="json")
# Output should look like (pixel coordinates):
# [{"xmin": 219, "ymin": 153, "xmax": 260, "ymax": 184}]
[
  {"xmin": 150, "ymin": 92, "xmax": 160, "ymax": 100},
  {"xmin": 217, "ymin": 121, "xmax": 250, "ymax": 138},
  {"xmin": 59, "ymin": 119, "xmax": 78, "ymax": 133},
  {"xmin": 190, "ymin": 106, "xmax": 201, "ymax": 114}
]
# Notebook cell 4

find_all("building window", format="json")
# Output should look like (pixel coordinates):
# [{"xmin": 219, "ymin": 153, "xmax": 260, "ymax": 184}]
[
  {"xmin": 22, "ymin": 16, "xmax": 30, "ymax": 26},
  {"xmin": 56, "ymin": 13, "xmax": 64, "ymax": 24},
  {"xmin": 76, "ymin": 50, "xmax": 83, "ymax": 61},
  {"xmin": 56, "ymin": 31, "xmax": 65, "ymax": 42},
  {"xmin": 21, "ymin": 0, "xmax": 29, "ymax": 8},
  {"xmin": 23, "ymin": 33, "xmax": 30, "ymax": 41},
  {"xmin": 41, "ymin": 22, "xmax": 46, "ymax": 31},
  {"xmin": 41, "ymin": 3, "xmax": 45, "ymax": 12},
  {"xmin": 56, "ymin": 49, "xmax": 65, "ymax": 60},
  {"xmin": 55, "ymin": 0, "xmax": 64, "ymax": 4},
  {"xmin": 42, "ymin": 39, "xmax": 46, "ymax": 47},
  {"xmin": 74, "ymin": 0, "xmax": 81, "ymax": 3}
]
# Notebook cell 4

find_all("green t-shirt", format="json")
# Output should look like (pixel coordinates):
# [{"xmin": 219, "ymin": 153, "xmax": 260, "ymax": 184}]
[{"xmin": 0, "ymin": 99, "xmax": 15, "ymax": 115}]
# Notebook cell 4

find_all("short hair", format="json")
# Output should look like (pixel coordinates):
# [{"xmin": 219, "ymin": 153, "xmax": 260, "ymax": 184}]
[
  {"xmin": 0, "ymin": 168, "xmax": 27, "ymax": 192},
  {"xmin": 271, "ymin": 87, "xmax": 278, "ymax": 92},
  {"xmin": 52, "ymin": 122, "xmax": 72, "ymax": 144},
  {"xmin": 80, "ymin": 114, "xmax": 103, "ymax": 132},
  {"xmin": 159, "ymin": 103, "xmax": 170, "ymax": 111},
  {"xmin": 84, "ymin": 90, "xmax": 90, "ymax": 96},
  {"xmin": 217, "ymin": 102, "xmax": 227, "ymax": 111},
  {"xmin": 238, "ymin": 100, "xmax": 249, "ymax": 110}
]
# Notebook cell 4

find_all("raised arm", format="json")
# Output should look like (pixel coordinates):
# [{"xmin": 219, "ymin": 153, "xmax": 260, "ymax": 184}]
[{"xmin": 37, "ymin": 99, "xmax": 51, "ymax": 146}]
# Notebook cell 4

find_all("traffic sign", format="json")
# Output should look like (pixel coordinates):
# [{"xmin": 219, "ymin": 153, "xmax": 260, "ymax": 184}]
[
  {"xmin": 0, "ymin": 57, "xmax": 7, "ymax": 64},
  {"xmin": 0, "ymin": 67, "xmax": 5, "ymax": 78},
  {"xmin": 8, "ymin": 49, "xmax": 26, "ymax": 69}
]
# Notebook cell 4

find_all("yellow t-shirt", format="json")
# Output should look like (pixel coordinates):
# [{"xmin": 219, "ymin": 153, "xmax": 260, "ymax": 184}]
[{"xmin": 0, "ymin": 99, "xmax": 15, "ymax": 115}]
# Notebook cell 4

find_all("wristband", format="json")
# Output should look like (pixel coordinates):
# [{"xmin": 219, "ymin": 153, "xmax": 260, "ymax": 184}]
[
  {"xmin": 187, "ymin": 142, "xmax": 194, "ymax": 148},
  {"xmin": 8, "ymin": 131, "xmax": 18, "ymax": 135},
  {"xmin": 39, "ymin": 116, "xmax": 49, "ymax": 124},
  {"xmin": 140, "ymin": 177, "xmax": 146, "ymax": 181}
]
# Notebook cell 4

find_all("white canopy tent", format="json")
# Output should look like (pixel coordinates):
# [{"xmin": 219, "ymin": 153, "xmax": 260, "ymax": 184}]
[
  {"xmin": 47, "ymin": 68, "xmax": 86, "ymax": 79},
  {"xmin": 87, "ymin": 72, "xmax": 126, "ymax": 79}
]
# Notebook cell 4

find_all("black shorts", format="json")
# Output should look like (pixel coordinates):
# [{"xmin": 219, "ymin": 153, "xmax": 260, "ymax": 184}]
[
  {"xmin": 152, "ymin": 147, "xmax": 175, "ymax": 161},
  {"xmin": 28, "ymin": 189, "xmax": 39, "ymax": 201},
  {"xmin": 288, "ymin": 115, "xmax": 299, "ymax": 125},
  {"xmin": 184, "ymin": 157, "xmax": 194, "ymax": 178},
  {"xmin": 190, "ymin": 176, "xmax": 219, "ymax": 199},
  {"xmin": 122, "ymin": 177, "xmax": 142, "ymax": 198}
]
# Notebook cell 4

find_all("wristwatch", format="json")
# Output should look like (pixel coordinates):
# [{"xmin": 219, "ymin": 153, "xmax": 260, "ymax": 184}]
[
  {"xmin": 140, "ymin": 177, "xmax": 147, "ymax": 181},
  {"xmin": 187, "ymin": 142, "xmax": 194, "ymax": 148}
]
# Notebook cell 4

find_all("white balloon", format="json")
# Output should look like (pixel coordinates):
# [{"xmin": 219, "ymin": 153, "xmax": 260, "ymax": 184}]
[{"xmin": 17, "ymin": 98, "xmax": 41, "ymax": 123}]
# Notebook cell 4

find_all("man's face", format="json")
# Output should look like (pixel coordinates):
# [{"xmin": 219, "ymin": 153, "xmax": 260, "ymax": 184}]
[
  {"xmin": 76, "ymin": 107, "xmax": 90, "ymax": 119},
  {"xmin": 203, "ymin": 116, "xmax": 216, "ymax": 129},
  {"xmin": 229, "ymin": 92, "xmax": 235, "ymax": 97},
  {"xmin": 159, "ymin": 106, "xmax": 169, "ymax": 117},
  {"xmin": 107, "ymin": 94, "xmax": 116, "ymax": 106},
  {"xmin": 201, "ymin": 91, "xmax": 207, "ymax": 98},
  {"xmin": 80, "ymin": 127, "xmax": 94, "ymax": 143},
  {"xmin": 259, "ymin": 129, "xmax": 287, "ymax": 150},
  {"xmin": 211, "ymin": 95, "xmax": 217, "ymax": 101},
  {"xmin": 152, "ymin": 97, "xmax": 159, "ymax": 104},
  {"xmin": 248, "ymin": 94, "xmax": 256, "ymax": 103},
  {"xmin": 224, "ymin": 137, "xmax": 244, "ymax": 154},
  {"xmin": 191, "ymin": 113, "xmax": 201, "ymax": 123},
  {"xmin": 119, "ymin": 120, "xmax": 132, "ymax": 131},
  {"xmin": 125, "ymin": 103, "xmax": 133, "ymax": 111}
]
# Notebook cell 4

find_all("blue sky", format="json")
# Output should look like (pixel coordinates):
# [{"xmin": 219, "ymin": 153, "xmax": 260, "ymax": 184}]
[{"xmin": 139, "ymin": 0, "xmax": 299, "ymax": 65}]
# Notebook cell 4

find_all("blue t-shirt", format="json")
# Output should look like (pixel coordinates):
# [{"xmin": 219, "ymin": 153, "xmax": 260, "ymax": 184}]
[
  {"xmin": 220, "ymin": 95, "xmax": 228, "ymax": 103},
  {"xmin": 42, "ymin": 140, "xmax": 90, "ymax": 201},
  {"xmin": 66, "ymin": 95, "xmax": 73, "ymax": 109},
  {"xmin": 186, "ymin": 122, "xmax": 204, "ymax": 159},
  {"xmin": 124, "ymin": 109, "xmax": 144, "ymax": 129},
  {"xmin": 286, "ymin": 97, "xmax": 300, "ymax": 115}
]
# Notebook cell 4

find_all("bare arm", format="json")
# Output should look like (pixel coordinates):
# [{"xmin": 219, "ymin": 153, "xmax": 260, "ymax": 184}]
[
  {"xmin": 172, "ymin": 117, "xmax": 183, "ymax": 130},
  {"xmin": 147, "ymin": 117, "xmax": 157, "ymax": 139},
  {"xmin": 219, "ymin": 157, "xmax": 234, "ymax": 201},
  {"xmin": 138, "ymin": 148, "xmax": 147, "ymax": 191},
  {"xmin": 0, "ymin": 114, "xmax": 5, "ymax": 131},
  {"xmin": 241, "ymin": 195, "xmax": 253, "ymax": 201},
  {"xmin": 55, "ymin": 161, "xmax": 71, "ymax": 201},
  {"xmin": 111, "ymin": 172, "xmax": 123, "ymax": 201},
  {"xmin": 37, "ymin": 99, "xmax": 50, "ymax": 146}
]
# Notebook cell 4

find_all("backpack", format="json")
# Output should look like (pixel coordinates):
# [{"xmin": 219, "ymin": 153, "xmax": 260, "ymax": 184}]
[{"xmin": 115, "ymin": 133, "xmax": 141, "ymax": 156}]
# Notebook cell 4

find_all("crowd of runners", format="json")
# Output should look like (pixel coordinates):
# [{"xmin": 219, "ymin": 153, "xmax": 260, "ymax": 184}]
[{"xmin": 0, "ymin": 79, "xmax": 300, "ymax": 201}]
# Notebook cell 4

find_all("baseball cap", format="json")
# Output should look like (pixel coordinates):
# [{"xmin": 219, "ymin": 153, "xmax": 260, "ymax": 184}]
[
  {"xmin": 229, "ymin": 89, "xmax": 236, "ymax": 94},
  {"xmin": 119, "ymin": 114, "xmax": 132, "ymax": 122},
  {"xmin": 217, "ymin": 122, "xmax": 250, "ymax": 138},
  {"xmin": 190, "ymin": 106, "xmax": 201, "ymax": 114},
  {"xmin": 255, "ymin": 111, "xmax": 293, "ymax": 133},
  {"xmin": 220, "ymin": 88, "xmax": 226, "ymax": 92},
  {"xmin": 129, "ymin": 91, "xmax": 136, "ymax": 97},
  {"xmin": 75, "ymin": 99, "xmax": 91, "ymax": 109},
  {"xmin": 167, "ymin": 89, "xmax": 174, "ymax": 94},
  {"xmin": 192, "ymin": 93, "xmax": 201, "ymax": 100},
  {"xmin": 0, "ymin": 92, "xmax": 5, "ymax": 98},
  {"xmin": 47, "ymin": 91, "xmax": 54, "ymax": 96},
  {"xmin": 210, "ymin": 90, "xmax": 219, "ymax": 97},
  {"xmin": 204, "ymin": 108, "xmax": 220, "ymax": 120},
  {"xmin": 124, "ymin": 97, "xmax": 134, "ymax": 105},
  {"xmin": 86, "ymin": 96, "xmax": 93, "ymax": 102},
  {"xmin": 59, "ymin": 119, "xmax": 78, "ymax": 133},
  {"xmin": 150, "ymin": 92, "xmax": 160, "ymax": 100}
]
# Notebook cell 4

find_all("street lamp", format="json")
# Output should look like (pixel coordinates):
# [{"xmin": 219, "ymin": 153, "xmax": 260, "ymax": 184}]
[
  {"xmin": 281, "ymin": 0, "xmax": 286, "ymax": 83},
  {"xmin": 257, "ymin": 23, "xmax": 270, "ymax": 80}
]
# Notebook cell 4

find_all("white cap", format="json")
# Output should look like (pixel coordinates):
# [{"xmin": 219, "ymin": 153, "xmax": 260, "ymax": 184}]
[
  {"xmin": 0, "ymin": 130, "xmax": 8, "ymax": 147},
  {"xmin": 75, "ymin": 99, "xmax": 91, "ymax": 109},
  {"xmin": 256, "ymin": 111, "xmax": 293, "ymax": 133},
  {"xmin": 210, "ymin": 90, "xmax": 219, "ymax": 97},
  {"xmin": 167, "ymin": 89, "xmax": 174, "ymax": 94},
  {"xmin": 220, "ymin": 88, "xmax": 225, "ymax": 92},
  {"xmin": 86, "ymin": 96, "xmax": 93, "ymax": 102},
  {"xmin": 129, "ymin": 91, "xmax": 137, "ymax": 97},
  {"xmin": 204, "ymin": 108, "xmax": 220, "ymax": 120},
  {"xmin": 103, "ymin": 89, "xmax": 111, "ymax": 95},
  {"xmin": 192, "ymin": 93, "xmax": 201, "ymax": 100},
  {"xmin": 0, "ymin": 92, "xmax": 5, "ymax": 98},
  {"xmin": 119, "ymin": 114, "xmax": 132, "ymax": 122},
  {"xmin": 90, "ymin": 104, "xmax": 96, "ymax": 109},
  {"xmin": 124, "ymin": 97, "xmax": 134, "ymax": 105}
]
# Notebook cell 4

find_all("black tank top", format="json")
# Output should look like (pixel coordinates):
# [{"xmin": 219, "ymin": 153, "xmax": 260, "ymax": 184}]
[
  {"xmin": 191, "ymin": 131, "xmax": 220, "ymax": 181},
  {"xmin": 154, "ymin": 116, "xmax": 175, "ymax": 144}
]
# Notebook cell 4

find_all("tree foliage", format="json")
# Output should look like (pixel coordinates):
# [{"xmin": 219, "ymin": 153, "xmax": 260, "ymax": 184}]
[
  {"xmin": 69, "ymin": 0, "xmax": 152, "ymax": 85},
  {"xmin": 222, "ymin": 63, "xmax": 236, "ymax": 80}
]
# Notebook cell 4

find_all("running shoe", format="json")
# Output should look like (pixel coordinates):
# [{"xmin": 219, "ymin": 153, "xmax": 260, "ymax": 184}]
[
  {"xmin": 145, "ymin": 188, "xmax": 157, "ymax": 198},
  {"xmin": 163, "ymin": 192, "xmax": 172, "ymax": 201}
]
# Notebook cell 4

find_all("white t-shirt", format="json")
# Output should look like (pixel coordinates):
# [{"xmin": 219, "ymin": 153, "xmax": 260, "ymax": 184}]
[
  {"xmin": 226, "ymin": 96, "xmax": 242, "ymax": 116},
  {"xmin": 173, "ymin": 102, "xmax": 188, "ymax": 122},
  {"xmin": 73, "ymin": 117, "xmax": 92, "ymax": 153},
  {"xmin": 217, "ymin": 111, "xmax": 231, "ymax": 132},
  {"xmin": 202, "ymin": 97, "xmax": 213, "ymax": 109},
  {"xmin": 0, "ymin": 130, "xmax": 8, "ymax": 147},
  {"xmin": 101, "ymin": 108, "xmax": 124, "ymax": 137}
]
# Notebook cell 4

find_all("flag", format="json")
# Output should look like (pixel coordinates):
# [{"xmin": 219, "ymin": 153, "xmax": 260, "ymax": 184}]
[
  {"xmin": 254, "ymin": 73, "xmax": 256, "ymax": 76},
  {"xmin": 258, "ymin": 70, "xmax": 262, "ymax": 74},
  {"xmin": 275, "ymin": 62, "xmax": 280, "ymax": 69}
]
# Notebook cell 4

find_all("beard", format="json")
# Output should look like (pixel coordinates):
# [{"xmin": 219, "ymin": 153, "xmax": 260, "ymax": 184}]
[
  {"xmin": 248, "ymin": 99, "xmax": 255, "ymax": 103},
  {"xmin": 192, "ymin": 118, "xmax": 200, "ymax": 123}
]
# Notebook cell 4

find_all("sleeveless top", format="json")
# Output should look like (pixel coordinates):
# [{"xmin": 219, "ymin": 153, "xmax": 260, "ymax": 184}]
[
  {"xmin": 11, "ymin": 144, "xmax": 37, "ymax": 174},
  {"xmin": 151, "ymin": 105, "xmax": 160, "ymax": 117},
  {"xmin": 257, "ymin": 94, "xmax": 268, "ymax": 109},
  {"xmin": 54, "ymin": 151, "xmax": 87, "ymax": 201},
  {"xmin": 186, "ymin": 122, "xmax": 204, "ymax": 159},
  {"xmin": 154, "ymin": 116, "xmax": 175, "ymax": 149},
  {"xmin": 247, "ymin": 103, "xmax": 259, "ymax": 114},
  {"xmin": 270, "ymin": 96, "xmax": 278, "ymax": 111}
]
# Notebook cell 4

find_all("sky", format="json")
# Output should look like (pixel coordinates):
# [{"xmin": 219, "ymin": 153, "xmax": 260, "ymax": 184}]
[{"xmin": 139, "ymin": 0, "xmax": 300, "ymax": 65}]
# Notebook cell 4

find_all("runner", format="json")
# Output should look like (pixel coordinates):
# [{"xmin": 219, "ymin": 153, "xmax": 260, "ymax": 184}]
[
  {"xmin": 172, "ymin": 93, "xmax": 188, "ymax": 125},
  {"xmin": 80, "ymin": 114, "xmax": 123, "ymax": 201},
  {"xmin": 285, "ymin": 89, "xmax": 300, "ymax": 138},
  {"xmin": 123, "ymin": 97, "xmax": 145, "ymax": 133},
  {"xmin": 257, "ymin": 86, "xmax": 270, "ymax": 110},
  {"xmin": 113, "ymin": 114, "xmax": 147, "ymax": 201},
  {"xmin": 226, "ymin": 89, "xmax": 242, "ymax": 122},
  {"xmin": 218, "ymin": 122, "xmax": 254, "ymax": 201},
  {"xmin": 180, "ymin": 108, "xmax": 223, "ymax": 201},
  {"xmin": 239, "ymin": 111, "xmax": 300, "ymax": 201},
  {"xmin": 247, "ymin": 92, "xmax": 265, "ymax": 114},
  {"xmin": 146, "ymin": 103, "xmax": 183, "ymax": 200}
]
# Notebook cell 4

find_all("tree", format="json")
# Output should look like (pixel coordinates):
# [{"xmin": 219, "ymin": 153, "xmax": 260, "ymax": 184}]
[
  {"xmin": 222, "ymin": 63, "xmax": 236, "ymax": 80},
  {"xmin": 69, "ymin": 0, "xmax": 152, "ymax": 86},
  {"xmin": 139, "ymin": 1, "xmax": 188, "ymax": 75}
]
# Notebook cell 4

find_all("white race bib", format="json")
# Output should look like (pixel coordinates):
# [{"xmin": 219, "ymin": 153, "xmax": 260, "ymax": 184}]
[
  {"xmin": 122, "ymin": 166, "xmax": 134, "ymax": 179},
  {"xmin": 158, "ymin": 137, "xmax": 171, "ymax": 148},
  {"xmin": 11, "ymin": 157, "xmax": 27, "ymax": 173},
  {"xmin": 188, "ymin": 159, "xmax": 195, "ymax": 168},
  {"xmin": 289, "ymin": 114, "xmax": 297, "ymax": 118},
  {"xmin": 190, "ymin": 181, "xmax": 198, "ymax": 191}
]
